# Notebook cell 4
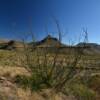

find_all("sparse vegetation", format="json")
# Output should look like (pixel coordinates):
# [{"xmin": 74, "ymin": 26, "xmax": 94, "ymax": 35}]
[{"xmin": 0, "ymin": 28, "xmax": 100, "ymax": 100}]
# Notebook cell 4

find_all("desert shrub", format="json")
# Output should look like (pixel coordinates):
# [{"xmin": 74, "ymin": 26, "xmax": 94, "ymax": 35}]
[
  {"xmin": 16, "ymin": 24, "xmax": 98, "ymax": 98},
  {"xmin": 17, "ymin": 30, "xmax": 86, "ymax": 93},
  {"xmin": 88, "ymin": 75, "xmax": 100, "ymax": 93},
  {"xmin": 14, "ymin": 74, "xmax": 51, "ymax": 91},
  {"xmin": 14, "ymin": 75, "xmax": 30, "ymax": 89},
  {"xmin": 17, "ymin": 45, "xmax": 84, "ymax": 93},
  {"xmin": 69, "ymin": 83, "xmax": 96, "ymax": 100}
]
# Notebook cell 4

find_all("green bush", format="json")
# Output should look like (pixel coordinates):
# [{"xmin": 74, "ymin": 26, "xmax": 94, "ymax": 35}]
[
  {"xmin": 14, "ymin": 75, "xmax": 30, "ymax": 89},
  {"xmin": 14, "ymin": 74, "xmax": 52, "ymax": 91}
]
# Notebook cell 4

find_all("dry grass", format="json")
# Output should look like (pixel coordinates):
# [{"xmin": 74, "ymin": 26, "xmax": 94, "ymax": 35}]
[
  {"xmin": 0, "ymin": 49, "xmax": 100, "ymax": 100},
  {"xmin": 0, "ymin": 66, "xmax": 30, "ymax": 77}
]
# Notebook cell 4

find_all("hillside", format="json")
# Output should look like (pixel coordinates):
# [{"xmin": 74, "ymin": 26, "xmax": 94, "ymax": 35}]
[
  {"xmin": 29, "ymin": 35, "xmax": 67, "ymax": 48},
  {"xmin": 77, "ymin": 43, "xmax": 100, "ymax": 54},
  {"xmin": 0, "ymin": 40, "xmax": 25, "ymax": 50},
  {"xmin": 0, "ymin": 36, "xmax": 100, "ymax": 55}
]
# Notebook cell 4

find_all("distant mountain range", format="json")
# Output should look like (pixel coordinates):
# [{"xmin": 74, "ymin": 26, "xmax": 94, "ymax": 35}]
[
  {"xmin": 76, "ymin": 42, "xmax": 100, "ymax": 54},
  {"xmin": 0, "ymin": 35, "xmax": 100, "ymax": 54}
]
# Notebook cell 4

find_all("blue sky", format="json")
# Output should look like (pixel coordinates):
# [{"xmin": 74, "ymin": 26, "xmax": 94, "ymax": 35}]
[{"xmin": 0, "ymin": 0, "xmax": 100, "ymax": 44}]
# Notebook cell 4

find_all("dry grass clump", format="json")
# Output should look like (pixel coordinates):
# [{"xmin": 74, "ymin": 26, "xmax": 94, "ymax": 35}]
[{"xmin": 0, "ymin": 66, "xmax": 30, "ymax": 78}]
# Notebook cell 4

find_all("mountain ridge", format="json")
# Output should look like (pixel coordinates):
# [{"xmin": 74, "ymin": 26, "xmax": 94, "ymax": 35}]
[{"xmin": 0, "ymin": 36, "xmax": 100, "ymax": 54}]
